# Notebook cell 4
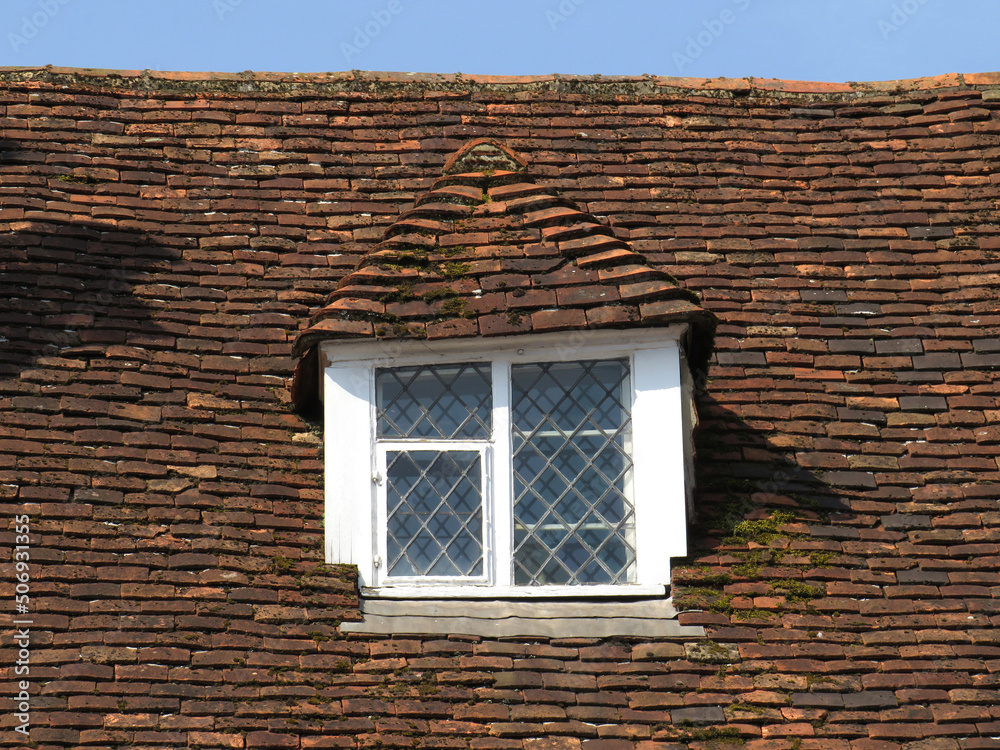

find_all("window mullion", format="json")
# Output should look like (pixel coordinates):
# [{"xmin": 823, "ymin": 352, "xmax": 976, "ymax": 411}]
[{"xmin": 491, "ymin": 358, "xmax": 513, "ymax": 587}]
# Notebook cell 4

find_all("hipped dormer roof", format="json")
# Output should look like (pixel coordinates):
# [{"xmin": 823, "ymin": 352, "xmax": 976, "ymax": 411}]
[{"xmin": 293, "ymin": 140, "xmax": 715, "ymax": 366}]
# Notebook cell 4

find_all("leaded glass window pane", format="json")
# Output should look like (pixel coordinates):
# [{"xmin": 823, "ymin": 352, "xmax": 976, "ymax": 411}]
[
  {"xmin": 386, "ymin": 450, "xmax": 484, "ymax": 577},
  {"xmin": 511, "ymin": 359, "xmax": 636, "ymax": 585},
  {"xmin": 377, "ymin": 363, "xmax": 491, "ymax": 439}
]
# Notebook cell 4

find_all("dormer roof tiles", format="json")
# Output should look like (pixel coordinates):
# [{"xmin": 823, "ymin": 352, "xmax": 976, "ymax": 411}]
[{"xmin": 293, "ymin": 139, "xmax": 715, "ymax": 363}]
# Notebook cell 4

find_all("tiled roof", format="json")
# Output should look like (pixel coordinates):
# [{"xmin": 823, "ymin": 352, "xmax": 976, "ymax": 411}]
[
  {"xmin": 294, "ymin": 138, "xmax": 715, "ymax": 361},
  {"xmin": 2, "ymin": 68, "xmax": 1000, "ymax": 749}
]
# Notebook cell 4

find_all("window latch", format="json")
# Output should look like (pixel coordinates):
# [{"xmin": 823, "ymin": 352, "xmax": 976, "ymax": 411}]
[{"xmin": 372, "ymin": 472, "xmax": 383, "ymax": 486}]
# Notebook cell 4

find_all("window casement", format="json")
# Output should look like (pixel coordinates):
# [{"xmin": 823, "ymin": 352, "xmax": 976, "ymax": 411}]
[{"xmin": 322, "ymin": 328, "xmax": 696, "ymax": 599}]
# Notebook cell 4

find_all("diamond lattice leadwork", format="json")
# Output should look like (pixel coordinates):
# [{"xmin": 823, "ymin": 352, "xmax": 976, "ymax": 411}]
[
  {"xmin": 386, "ymin": 450, "xmax": 484, "ymax": 577},
  {"xmin": 511, "ymin": 359, "xmax": 636, "ymax": 585},
  {"xmin": 377, "ymin": 363, "xmax": 491, "ymax": 439}
]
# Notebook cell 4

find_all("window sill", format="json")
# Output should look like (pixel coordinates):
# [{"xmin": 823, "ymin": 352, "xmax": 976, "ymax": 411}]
[{"xmin": 340, "ymin": 597, "xmax": 707, "ymax": 638}]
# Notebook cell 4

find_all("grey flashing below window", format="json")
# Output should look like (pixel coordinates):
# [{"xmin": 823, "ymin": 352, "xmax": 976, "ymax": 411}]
[{"xmin": 339, "ymin": 598, "xmax": 706, "ymax": 638}]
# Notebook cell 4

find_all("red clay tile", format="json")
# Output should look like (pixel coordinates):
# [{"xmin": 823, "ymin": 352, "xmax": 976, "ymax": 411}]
[{"xmin": 530, "ymin": 309, "xmax": 587, "ymax": 331}]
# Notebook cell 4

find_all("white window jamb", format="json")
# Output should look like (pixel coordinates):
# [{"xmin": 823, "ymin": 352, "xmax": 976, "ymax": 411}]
[
  {"xmin": 632, "ymin": 346, "xmax": 685, "ymax": 587},
  {"xmin": 324, "ymin": 364, "xmax": 377, "ymax": 588}
]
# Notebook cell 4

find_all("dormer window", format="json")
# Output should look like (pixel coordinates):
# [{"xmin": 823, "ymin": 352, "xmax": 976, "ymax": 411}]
[
  {"xmin": 292, "ymin": 139, "xmax": 715, "ymax": 627},
  {"xmin": 322, "ymin": 330, "xmax": 694, "ymax": 598}
]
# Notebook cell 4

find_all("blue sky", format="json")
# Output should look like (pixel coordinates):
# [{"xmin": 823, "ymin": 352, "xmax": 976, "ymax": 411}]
[{"xmin": 0, "ymin": 0, "xmax": 996, "ymax": 82}]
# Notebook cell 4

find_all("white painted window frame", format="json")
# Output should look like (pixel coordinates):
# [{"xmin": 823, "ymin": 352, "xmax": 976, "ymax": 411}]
[{"xmin": 321, "ymin": 327, "xmax": 693, "ymax": 599}]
